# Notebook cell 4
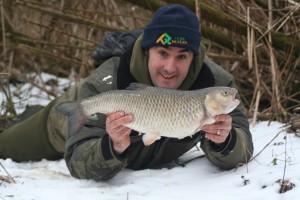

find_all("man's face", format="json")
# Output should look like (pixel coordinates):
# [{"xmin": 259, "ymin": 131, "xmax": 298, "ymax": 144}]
[{"xmin": 148, "ymin": 46, "xmax": 194, "ymax": 89}]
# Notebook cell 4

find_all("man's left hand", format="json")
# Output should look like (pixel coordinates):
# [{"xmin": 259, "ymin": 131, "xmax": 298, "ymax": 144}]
[{"xmin": 201, "ymin": 114, "xmax": 232, "ymax": 144}]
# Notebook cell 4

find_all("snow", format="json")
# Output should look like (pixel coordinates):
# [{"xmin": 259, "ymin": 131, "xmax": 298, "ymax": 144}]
[
  {"xmin": 1, "ymin": 73, "xmax": 299, "ymax": 199},
  {"xmin": 1, "ymin": 72, "xmax": 72, "ymax": 114}
]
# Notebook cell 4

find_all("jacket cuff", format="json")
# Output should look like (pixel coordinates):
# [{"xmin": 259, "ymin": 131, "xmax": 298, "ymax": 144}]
[
  {"xmin": 101, "ymin": 134, "xmax": 129, "ymax": 161},
  {"xmin": 209, "ymin": 128, "xmax": 237, "ymax": 156}
]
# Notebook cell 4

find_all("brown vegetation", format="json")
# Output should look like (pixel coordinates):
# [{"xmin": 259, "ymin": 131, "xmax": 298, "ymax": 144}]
[{"xmin": 0, "ymin": 0, "xmax": 299, "ymax": 124}]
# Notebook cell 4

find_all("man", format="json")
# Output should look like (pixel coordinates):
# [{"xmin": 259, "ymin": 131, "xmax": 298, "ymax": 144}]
[{"xmin": 0, "ymin": 4, "xmax": 253, "ymax": 180}]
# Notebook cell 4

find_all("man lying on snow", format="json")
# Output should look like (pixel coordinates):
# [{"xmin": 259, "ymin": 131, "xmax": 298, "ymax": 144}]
[{"xmin": 0, "ymin": 4, "xmax": 253, "ymax": 181}]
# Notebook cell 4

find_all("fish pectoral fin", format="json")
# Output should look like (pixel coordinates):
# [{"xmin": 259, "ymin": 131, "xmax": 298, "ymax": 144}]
[{"xmin": 142, "ymin": 132, "xmax": 161, "ymax": 146}]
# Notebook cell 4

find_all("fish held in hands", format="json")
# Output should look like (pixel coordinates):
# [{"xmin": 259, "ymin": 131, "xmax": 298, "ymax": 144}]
[{"xmin": 55, "ymin": 83, "xmax": 240, "ymax": 146}]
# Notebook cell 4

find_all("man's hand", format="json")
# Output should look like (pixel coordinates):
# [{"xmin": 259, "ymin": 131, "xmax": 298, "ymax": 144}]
[
  {"xmin": 201, "ymin": 114, "xmax": 232, "ymax": 144},
  {"xmin": 106, "ymin": 112, "xmax": 133, "ymax": 155}
]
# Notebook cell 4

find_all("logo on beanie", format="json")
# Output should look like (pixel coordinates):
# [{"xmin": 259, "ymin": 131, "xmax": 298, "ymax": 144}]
[
  {"xmin": 156, "ymin": 33, "xmax": 188, "ymax": 46},
  {"xmin": 156, "ymin": 33, "xmax": 172, "ymax": 45}
]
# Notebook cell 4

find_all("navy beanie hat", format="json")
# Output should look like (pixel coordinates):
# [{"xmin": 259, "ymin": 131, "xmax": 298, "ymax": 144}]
[{"xmin": 142, "ymin": 4, "xmax": 201, "ymax": 55}]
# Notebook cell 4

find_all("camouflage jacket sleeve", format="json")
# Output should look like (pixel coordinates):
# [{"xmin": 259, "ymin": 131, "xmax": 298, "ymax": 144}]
[
  {"xmin": 64, "ymin": 57, "xmax": 128, "ymax": 180},
  {"xmin": 200, "ymin": 58, "xmax": 254, "ymax": 170}
]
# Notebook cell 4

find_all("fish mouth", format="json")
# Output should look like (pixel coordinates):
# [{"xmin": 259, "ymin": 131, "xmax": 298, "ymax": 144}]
[
  {"xmin": 230, "ymin": 89, "xmax": 238, "ymax": 102},
  {"xmin": 226, "ymin": 89, "xmax": 240, "ymax": 113},
  {"xmin": 226, "ymin": 98, "xmax": 240, "ymax": 113},
  {"xmin": 231, "ymin": 90, "xmax": 240, "ymax": 106},
  {"xmin": 226, "ymin": 101, "xmax": 240, "ymax": 113},
  {"xmin": 232, "ymin": 99, "xmax": 240, "ymax": 106}
]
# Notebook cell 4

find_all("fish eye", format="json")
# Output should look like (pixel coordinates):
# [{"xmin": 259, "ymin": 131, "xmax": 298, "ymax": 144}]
[{"xmin": 222, "ymin": 91, "xmax": 228, "ymax": 96}]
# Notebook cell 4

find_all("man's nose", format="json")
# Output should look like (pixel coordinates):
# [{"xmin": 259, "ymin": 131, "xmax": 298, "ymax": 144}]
[{"xmin": 163, "ymin": 58, "xmax": 176, "ymax": 73}]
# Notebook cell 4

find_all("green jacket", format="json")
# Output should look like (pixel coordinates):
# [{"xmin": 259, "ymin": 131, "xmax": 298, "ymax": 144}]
[{"xmin": 49, "ymin": 35, "xmax": 253, "ymax": 181}]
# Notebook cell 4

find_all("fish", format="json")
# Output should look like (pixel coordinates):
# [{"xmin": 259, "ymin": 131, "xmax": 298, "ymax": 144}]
[{"xmin": 55, "ymin": 83, "xmax": 240, "ymax": 145}]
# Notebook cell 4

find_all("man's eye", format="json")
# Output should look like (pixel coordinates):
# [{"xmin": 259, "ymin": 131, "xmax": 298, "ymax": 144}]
[
  {"xmin": 178, "ymin": 54, "xmax": 187, "ymax": 60},
  {"xmin": 159, "ymin": 51, "xmax": 168, "ymax": 57}
]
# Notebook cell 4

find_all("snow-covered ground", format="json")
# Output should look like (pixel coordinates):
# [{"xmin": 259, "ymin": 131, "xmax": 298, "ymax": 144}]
[{"xmin": 1, "ymin": 73, "xmax": 299, "ymax": 200}]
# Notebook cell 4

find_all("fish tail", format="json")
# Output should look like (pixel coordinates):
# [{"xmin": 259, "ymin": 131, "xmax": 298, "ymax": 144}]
[{"xmin": 55, "ymin": 101, "xmax": 88, "ymax": 137}]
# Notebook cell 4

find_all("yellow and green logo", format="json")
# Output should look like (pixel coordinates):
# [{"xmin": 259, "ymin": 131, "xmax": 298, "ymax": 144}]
[
  {"xmin": 156, "ymin": 33, "xmax": 172, "ymax": 45},
  {"xmin": 156, "ymin": 33, "xmax": 188, "ymax": 46}
]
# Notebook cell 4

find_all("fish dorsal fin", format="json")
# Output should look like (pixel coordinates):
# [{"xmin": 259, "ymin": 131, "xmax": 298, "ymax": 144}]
[{"xmin": 126, "ymin": 83, "xmax": 153, "ymax": 90}]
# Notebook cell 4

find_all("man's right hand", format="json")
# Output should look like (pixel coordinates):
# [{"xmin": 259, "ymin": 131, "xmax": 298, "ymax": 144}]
[{"xmin": 105, "ymin": 112, "xmax": 133, "ymax": 155}]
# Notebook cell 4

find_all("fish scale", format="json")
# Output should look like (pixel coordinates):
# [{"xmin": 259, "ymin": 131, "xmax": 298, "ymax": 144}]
[{"xmin": 56, "ymin": 83, "xmax": 240, "ymax": 145}]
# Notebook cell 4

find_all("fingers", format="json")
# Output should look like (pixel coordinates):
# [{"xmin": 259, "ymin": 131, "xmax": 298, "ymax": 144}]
[
  {"xmin": 205, "ymin": 130, "xmax": 226, "ymax": 144},
  {"xmin": 201, "ymin": 114, "xmax": 232, "ymax": 144},
  {"xmin": 106, "ymin": 112, "xmax": 133, "ymax": 154},
  {"xmin": 106, "ymin": 112, "xmax": 132, "ymax": 131},
  {"xmin": 106, "ymin": 112, "xmax": 133, "ymax": 127}
]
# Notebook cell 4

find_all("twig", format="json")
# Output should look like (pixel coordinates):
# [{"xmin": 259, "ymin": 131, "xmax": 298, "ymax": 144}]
[
  {"xmin": 287, "ymin": 0, "xmax": 299, "ymax": 6},
  {"xmin": 16, "ymin": 0, "xmax": 126, "ymax": 32},
  {"xmin": 111, "ymin": 0, "xmax": 128, "ymax": 29},
  {"xmin": 0, "ymin": 71, "xmax": 17, "ymax": 116},
  {"xmin": 249, "ymin": 130, "xmax": 283, "ymax": 162},
  {"xmin": 252, "ymin": 90, "xmax": 261, "ymax": 126},
  {"xmin": 282, "ymin": 132, "xmax": 288, "ymax": 182},
  {"xmin": 247, "ymin": 7, "xmax": 253, "ymax": 70},
  {"xmin": 256, "ymin": 3, "xmax": 300, "ymax": 42},
  {"xmin": 0, "ymin": 160, "xmax": 16, "ymax": 184},
  {"xmin": 17, "ymin": 44, "xmax": 90, "ymax": 69},
  {"xmin": 278, "ymin": 131, "xmax": 296, "ymax": 193},
  {"xmin": 1, "ymin": 0, "xmax": 6, "ymax": 53},
  {"xmin": 175, "ymin": 154, "xmax": 206, "ymax": 167},
  {"xmin": 195, "ymin": 0, "xmax": 201, "ymax": 20},
  {"xmin": 8, "ymin": 68, "xmax": 57, "ymax": 98},
  {"xmin": 23, "ymin": 19, "xmax": 97, "ymax": 45},
  {"xmin": 267, "ymin": 0, "xmax": 287, "ymax": 121},
  {"xmin": 0, "ymin": 73, "xmax": 9, "ymax": 78},
  {"xmin": 251, "ymin": 24, "xmax": 261, "ymax": 126}
]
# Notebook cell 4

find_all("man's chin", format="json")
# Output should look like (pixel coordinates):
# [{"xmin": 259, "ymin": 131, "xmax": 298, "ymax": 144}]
[{"xmin": 157, "ymin": 81, "xmax": 177, "ymax": 89}]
